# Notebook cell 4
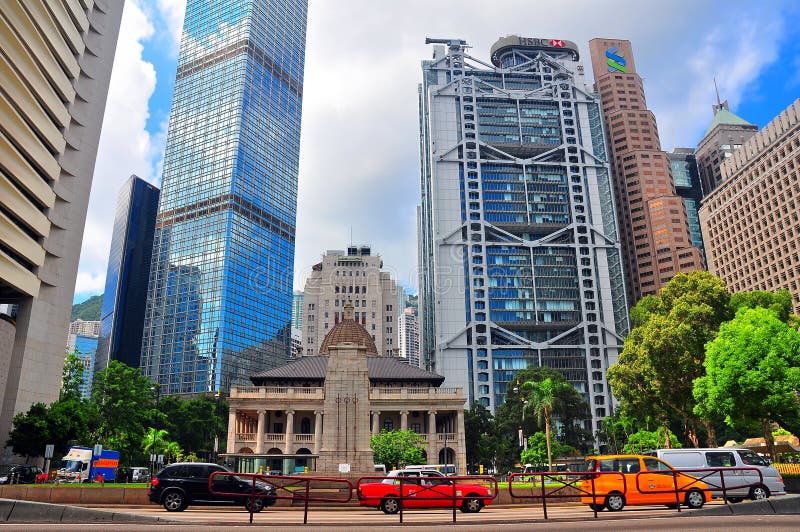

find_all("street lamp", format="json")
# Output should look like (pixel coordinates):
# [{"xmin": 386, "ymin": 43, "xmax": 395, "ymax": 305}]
[{"xmin": 150, "ymin": 384, "xmax": 161, "ymax": 475}]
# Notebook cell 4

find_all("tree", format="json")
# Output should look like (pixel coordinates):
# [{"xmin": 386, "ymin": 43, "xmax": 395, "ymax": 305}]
[
  {"xmin": 520, "ymin": 432, "xmax": 575, "ymax": 470},
  {"xmin": 464, "ymin": 402, "xmax": 496, "ymax": 472},
  {"xmin": 92, "ymin": 361, "xmax": 159, "ymax": 464},
  {"xmin": 608, "ymin": 271, "xmax": 732, "ymax": 447},
  {"xmin": 370, "ymin": 429, "xmax": 426, "ymax": 469},
  {"xmin": 694, "ymin": 307, "xmax": 800, "ymax": 461},
  {"xmin": 6, "ymin": 403, "xmax": 50, "ymax": 458},
  {"xmin": 520, "ymin": 377, "xmax": 573, "ymax": 471},
  {"xmin": 622, "ymin": 428, "xmax": 681, "ymax": 454},
  {"xmin": 730, "ymin": 289, "xmax": 793, "ymax": 323},
  {"xmin": 142, "ymin": 428, "xmax": 171, "ymax": 456},
  {"xmin": 61, "ymin": 350, "xmax": 85, "ymax": 400}
]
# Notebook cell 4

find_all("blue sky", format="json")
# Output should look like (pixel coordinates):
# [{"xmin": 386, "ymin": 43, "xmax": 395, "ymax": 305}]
[{"xmin": 74, "ymin": 0, "xmax": 800, "ymax": 303}]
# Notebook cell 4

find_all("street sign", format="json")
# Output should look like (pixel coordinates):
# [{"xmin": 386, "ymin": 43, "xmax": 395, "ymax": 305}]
[
  {"xmin": 93, "ymin": 444, "xmax": 103, "ymax": 456},
  {"xmin": 150, "ymin": 453, "xmax": 156, "ymax": 463},
  {"xmin": 44, "ymin": 444, "xmax": 54, "ymax": 459},
  {"xmin": 338, "ymin": 463, "xmax": 350, "ymax": 473},
  {"xmin": 157, "ymin": 454, "xmax": 164, "ymax": 464}
]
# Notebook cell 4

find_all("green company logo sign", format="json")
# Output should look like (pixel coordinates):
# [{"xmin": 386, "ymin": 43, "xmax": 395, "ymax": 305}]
[{"xmin": 606, "ymin": 47, "xmax": 627, "ymax": 73}]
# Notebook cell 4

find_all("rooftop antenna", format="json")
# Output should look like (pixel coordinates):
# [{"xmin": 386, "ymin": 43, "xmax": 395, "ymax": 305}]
[
  {"xmin": 714, "ymin": 77, "xmax": 721, "ymax": 107},
  {"xmin": 350, "ymin": 226, "xmax": 353, "ymax": 247}
]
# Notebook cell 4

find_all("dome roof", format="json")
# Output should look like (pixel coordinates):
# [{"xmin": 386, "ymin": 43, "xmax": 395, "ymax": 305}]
[{"xmin": 319, "ymin": 301, "xmax": 378, "ymax": 355}]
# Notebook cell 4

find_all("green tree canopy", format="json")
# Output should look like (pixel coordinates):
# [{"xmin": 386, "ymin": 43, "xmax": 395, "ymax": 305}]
[
  {"xmin": 622, "ymin": 428, "xmax": 681, "ymax": 454},
  {"xmin": 694, "ymin": 307, "xmax": 800, "ymax": 460},
  {"xmin": 464, "ymin": 402, "xmax": 496, "ymax": 472},
  {"xmin": 729, "ymin": 289, "xmax": 793, "ymax": 323},
  {"xmin": 370, "ymin": 429, "xmax": 426, "ymax": 469},
  {"xmin": 61, "ymin": 351, "xmax": 85, "ymax": 400},
  {"xmin": 608, "ymin": 271, "xmax": 732, "ymax": 447},
  {"xmin": 520, "ymin": 432, "xmax": 575, "ymax": 470}
]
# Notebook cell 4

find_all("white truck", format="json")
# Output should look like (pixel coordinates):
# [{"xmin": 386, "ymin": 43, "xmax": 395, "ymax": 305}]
[{"xmin": 57, "ymin": 446, "xmax": 120, "ymax": 483}]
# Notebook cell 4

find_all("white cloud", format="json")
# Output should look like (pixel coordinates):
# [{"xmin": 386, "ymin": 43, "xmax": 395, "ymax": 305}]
[
  {"xmin": 74, "ymin": 0, "xmax": 158, "ymax": 298},
  {"xmin": 156, "ymin": 0, "xmax": 186, "ymax": 52}
]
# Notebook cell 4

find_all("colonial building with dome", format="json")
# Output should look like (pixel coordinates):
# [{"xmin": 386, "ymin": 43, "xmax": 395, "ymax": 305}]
[{"xmin": 224, "ymin": 302, "xmax": 467, "ymax": 476}]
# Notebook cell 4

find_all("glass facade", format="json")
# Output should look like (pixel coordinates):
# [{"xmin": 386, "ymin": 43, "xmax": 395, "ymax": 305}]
[
  {"xmin": 419, "ymin": 38, "xmax": 628, "ymax": 430},
  {"xmin": 141, "ymin": 0, "xmax": 308, "ymax": 394},
  {"xmin": 97, "ymin": 176, "xmax": 160, "ymax": 373},
  {"xmin": 69, "ymin": 335, "xmax": 98, "ymax": 400},
  {"xmin": 669, "ymin": 149, "xmax": 706, "ymax": 261}
]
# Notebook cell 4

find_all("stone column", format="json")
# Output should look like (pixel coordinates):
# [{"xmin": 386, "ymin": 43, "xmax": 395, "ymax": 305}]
[
  {"xmin": 227, "ymin": 408, "xmax": 237, "ymax": 453},
  {"xmin": 313, "ymin": 410, "xmax": 323, "ymax": 455},
  {"xmin": 284, "ymin": 410, "xmax": 295, "ymax": 454},
  {"xmin": 255, "ymin": 410, "xmax": 265, "ymax": 454},
  {"xmin": 372, "ymin": 410, "xmax": 381, "ymax": 436},
  {"xmin": 456, "ymin": 410, "xmax": 466, "ymax": 474},
  {"xmin": 400, "ymin": 410, "xmax": 409, "ymax": 431},
  {"xmin": 427, "ymin": 410, "xmax": 437, "ymax": 463}
]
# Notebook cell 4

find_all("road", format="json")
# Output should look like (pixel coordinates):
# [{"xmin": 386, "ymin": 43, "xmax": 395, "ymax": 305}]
[{"xmin": 38, "ymin": 501, "xmax": 794, "ymax": 530}]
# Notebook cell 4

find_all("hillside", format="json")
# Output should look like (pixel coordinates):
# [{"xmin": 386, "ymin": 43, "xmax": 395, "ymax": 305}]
[{"xmin": 71, "ymin": 294, "xmax": 103, "ymax": 321}]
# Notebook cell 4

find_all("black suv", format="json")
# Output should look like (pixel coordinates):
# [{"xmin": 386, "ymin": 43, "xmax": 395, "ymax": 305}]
[
  {"xmin": 148, "ymin": 463, "xmax": 277, "ymax": 512},
  {"xmin": 0, "ymin": 464, "xmax": 44, "ymax": 484}
]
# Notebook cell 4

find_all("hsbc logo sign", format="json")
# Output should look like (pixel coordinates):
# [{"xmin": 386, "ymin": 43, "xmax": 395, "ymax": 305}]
[
  {"xmin": 550, "ymin": 39, "xmax": 565, "ymax": 47},
  {"xmin": 517, "ymin": 37, "xmax": 567, "ymax": 48}
]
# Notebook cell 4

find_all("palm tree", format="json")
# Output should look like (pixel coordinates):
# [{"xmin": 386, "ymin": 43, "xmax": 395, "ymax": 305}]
[
  {"xmin": 142, "ymin": 427, "xmax": 170, "ymax": 456},
  {"xmin": 520, "ymin": 377, "xmax": 572, "ymax": 472}
]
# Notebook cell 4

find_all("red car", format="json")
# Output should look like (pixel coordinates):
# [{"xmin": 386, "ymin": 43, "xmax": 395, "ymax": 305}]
[{"xmin": 358, "ymin": 469, "xmax": 492, "ymax": 514}]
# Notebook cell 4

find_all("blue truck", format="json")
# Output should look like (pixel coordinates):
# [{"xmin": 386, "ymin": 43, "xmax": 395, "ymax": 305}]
[{"xmin": 57, "ymin": 446, "xmax": 120, "ymax": 483}]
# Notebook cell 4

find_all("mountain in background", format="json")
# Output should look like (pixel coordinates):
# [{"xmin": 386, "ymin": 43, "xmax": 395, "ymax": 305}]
[{"xmin": 71, "ymin": 294, "xmax": 103, "ymax": 321}]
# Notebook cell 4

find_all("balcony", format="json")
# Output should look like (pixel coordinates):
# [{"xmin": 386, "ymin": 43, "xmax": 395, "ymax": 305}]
[
  {"xmin": 235, "ymin": 433, "xmax": 318, "ymax": 445},
  {"xmin": 231, "ymin": 386, "xmax": 324, "ymax": 400},
  {"xmin": 369, "ymin": 387, "xmax": 463, "ymax": 400}
]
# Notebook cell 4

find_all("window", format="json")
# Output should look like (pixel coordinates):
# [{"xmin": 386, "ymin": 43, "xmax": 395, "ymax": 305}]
[
  {"xmin": 706, "ymin": 452, "xmax": 735, "ymax": 468},
  {"xmin": 644, "ymin": 458, "xmax": 672, "ymax": 472},
  {"xmin": 383, "ymin": 419, "xmax": 394, "ymax": 431}
]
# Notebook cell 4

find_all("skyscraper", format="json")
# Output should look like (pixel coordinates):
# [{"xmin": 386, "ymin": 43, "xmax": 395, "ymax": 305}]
[
  {"xmin": 0, "ymin": 2, "xmax": 124, "ymax": 449},
  {"xmin": 292, "ymin": 291, "xmax": 304, "ymax": 330},
  {"xmin": 97, "ymin": 176, "xmax": 160, "ymax": 373},
  {"xmin": 398, "ymin": 307, "xmax": 420, "ymax": 367},
  {"xmin": 301, "ymin": 246, "xmax": 399, "ymax": 357},
  {"xmin": 588, "ymin": 39, "xmax": 705, "ymax": 304},
  {"xmin": 141, "ymin": 0, "xmax": 308, "ymax": 395},
  {"xmin": 695, "ymin": 99, "xmax": 758, "ymax": 197},
  {"xmin": 418, "ymin": 36, "xmax": 628, "ymax": 430},
  {"xmin": 700, "ymin": 99, "xmax": 800, "ymax": 313}
]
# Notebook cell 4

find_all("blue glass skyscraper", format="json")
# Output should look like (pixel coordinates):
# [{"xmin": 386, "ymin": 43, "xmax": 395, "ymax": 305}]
[
  {"xmin": 141, "ymin": 0, "xmax": 307, "ymax": 394},
  {"xmin": 97, "ymin": 176, "xmax": 160, "ymax": 373}
]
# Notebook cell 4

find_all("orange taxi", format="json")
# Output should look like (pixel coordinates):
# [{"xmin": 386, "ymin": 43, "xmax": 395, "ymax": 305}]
[{"xmin": 580, "ymin": 454, "xmax": 711, "ymax": 511}]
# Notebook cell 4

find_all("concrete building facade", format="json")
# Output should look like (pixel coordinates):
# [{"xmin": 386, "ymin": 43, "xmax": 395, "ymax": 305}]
[
  {"xmin": 696, "ymin": 100, "xmax": 758, "ymax": 197},
  {"xmin": 302, "ymin": 246, "xmax": 399, "ymax": 357},
  {"xmin": 68, "ymin": 319, "xmax": 101, "ymax": 338},
  {"xmin": 225, "ymin": 303, "xmax": 466, "ymax": 475},
  {"xmin": 699, "ymin": 99, "xmax": 800, "ymax": 313},
  {"xmin": 0, "ymin": 1, "xmax": 124, "ymax": 449},
  {"xmin": 418, "ymin": 36, "xmax": 628, "ymax": 431},
  {"xmin": 399, "ymin": 307, "xmax": 420, "ymax": 367},
  {"xmin": 588, "ymin": 39, "xmax": 705, "ymax": 305}
]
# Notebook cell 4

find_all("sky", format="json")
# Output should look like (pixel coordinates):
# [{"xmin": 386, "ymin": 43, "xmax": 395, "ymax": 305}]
[{"xmin": 74, "ymin": 0, "xmax": 800, "ymax": 303}]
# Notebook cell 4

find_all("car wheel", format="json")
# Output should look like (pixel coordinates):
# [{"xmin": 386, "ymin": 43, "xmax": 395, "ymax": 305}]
[
  {"xmin": 461, "ymin": 495, "xmax": 483, "ymax": 513},
  {"xmin": 605, "ymin": 492, "xmax": 625, "ymax": 512},
  {"xmin": 726, "ymin": 497, "xmax": 743, "ymax": 503},
  {"xmin": 162, "ymin": 490, "xmax": 187, "ymax": 512},
  {"xmin": 589, "ymin": 503, "xmax": 605, "ymax": 512},
  {"xmin": 685, "ymin": 489, "xmax": 705, "ymax": 509},
  {"xmin": 380, "ymin": 496, "xmax": 401, "ymax": 514},
  {"xmin": 749, "ymin": 485, "xmax": 769, "ymax": 500},
  {"xmin": 244, "ymin": 497, "xmax": 265, "ymax": 513}
]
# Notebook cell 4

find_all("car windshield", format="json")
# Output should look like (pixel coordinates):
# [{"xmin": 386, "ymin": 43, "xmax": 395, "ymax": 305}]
[
  {"xmin": 737, "ymin": 450, "xmax": 767, "ymax": 466},
  {"xmin": 64, "ymin": 460, "xmax": 82, "ymax": 473}
]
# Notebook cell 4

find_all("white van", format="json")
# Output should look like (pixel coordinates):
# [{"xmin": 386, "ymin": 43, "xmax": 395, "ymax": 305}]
[{"xmin": 645, "ymin": 448, "xmax": 785, "ymax": 501}]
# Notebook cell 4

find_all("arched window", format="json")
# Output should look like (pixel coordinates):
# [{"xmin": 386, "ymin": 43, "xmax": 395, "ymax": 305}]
[{"xmin": 383, "ymin": 418, "xmax": 394, "ymax": 431}]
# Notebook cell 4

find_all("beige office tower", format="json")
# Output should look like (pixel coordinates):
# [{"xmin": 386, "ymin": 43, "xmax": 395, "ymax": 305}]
[
  {"xmin": 302, "ymin": 246, "xmax": 399, "ymax": 357},
  {"xmin": 588, "ymin": 39, "xmax": 705, "ymax": 304},
  {"xmin": 0, "ymin": 2, "xmax": 125, "ymax": 450},
  {"xmin": 699, "ymin": 99, "xmax": 800, "ymax": 313}
]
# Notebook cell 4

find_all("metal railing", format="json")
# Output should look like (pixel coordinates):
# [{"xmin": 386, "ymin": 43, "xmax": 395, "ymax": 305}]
[
  {"xmin": 632, "ymin": 466, "xmax": 765, "ymax": 507},
  {"xmin": 356, "ymin": 474, "xmax": 497, "ymax": 524},
  {"xmin": 508, "ymin": 471, "xmax": 626, "ymax": 519},
  {"xmin": 208, "ymin": 471, "xmax": 352, "ymax": 525}
]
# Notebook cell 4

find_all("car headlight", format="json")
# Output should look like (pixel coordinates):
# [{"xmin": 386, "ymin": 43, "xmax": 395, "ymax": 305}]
[{"xmin": 0, "ymin": 476, "xmax": 7, "ymax": 483}]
